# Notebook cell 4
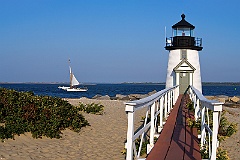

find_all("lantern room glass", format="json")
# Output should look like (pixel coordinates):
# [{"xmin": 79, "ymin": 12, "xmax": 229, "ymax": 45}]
[{"xmin": 173, "ymin": 28, "xmax": 194, "ymax": 37}]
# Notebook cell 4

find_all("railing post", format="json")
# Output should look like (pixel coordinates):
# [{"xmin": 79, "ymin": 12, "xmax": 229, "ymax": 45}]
[
  {"xmin": 195, "ymin": 98, "xmax": 200, "ymax": 121},
  {"xmin": 148, "ymin": 102, "xmax": 156, "ymax": 153},
  {"xmin": 200, "ymin": 106, "xmax": 206, "ymax": 148},
  {"xmin": 211, "ymin": 110, "xmax": 220, "ymax": 160},
  {"xmin": 193, "ymin": 95, "xmax": 197, "ymax": 120},
  {"xmin": 189, "ymin": 88, "xmax": 193, "ymax": 101},
  {"xmin": 170, "ymin": 91, "xmax": 172, "ymax": 109},
  {"xmin": 173, "ymin": 88, "xmax": 175, "ymax": 103},
  {"xmin": 159, "ymin": 97, "xmax": 164, "ymax": 130},
  {"xmin": 168, "ymin": 92, "xmax": 171, "ymax": 113},
  {"xmin": 126, "ymin": 108, "xmax": 134, "ymax": 160},
  {"xmin": 176, "ymin": 86, "xmax": 179, "ymax": 101},
  {"xmin": 164, "ymin": 94, "xmax": 168, "ymax": 118}
]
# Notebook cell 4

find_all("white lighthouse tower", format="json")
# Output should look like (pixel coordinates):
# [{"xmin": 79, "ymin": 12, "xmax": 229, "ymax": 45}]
[{"xmin": 165, "ymin": 14, "xmax": 203, "ymax": 94}]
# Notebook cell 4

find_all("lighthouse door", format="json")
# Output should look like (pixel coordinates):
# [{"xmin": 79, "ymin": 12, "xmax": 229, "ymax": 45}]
[{"xmin": 179, "ymin": 72, "xmax": 190, "ymax": 94}]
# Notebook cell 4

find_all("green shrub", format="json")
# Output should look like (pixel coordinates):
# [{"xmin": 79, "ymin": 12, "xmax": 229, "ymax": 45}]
[
  {"xmin": 0, "ymin": 88, "xmax": 89, "ymax": 140},
  {"xmin": 135, "ymin": 138, "xmax": 148, "ymax": 156},
  {"xmin": 186, "ymin": 117, "xmax": 201, "ymax": 129},
  {"xmin": 217, "ymin": 148, "xmax": 230, "ymax": 160},
  {"xmin": 219, "ymin": 111, "xmax": 238, "ymax": 138},
  {"xmin": 200, "ymin": 146, "xmax": 209, "ymax": 159},
  {"xmin": 186, "ymin": 117, "xmax": 194, "ymax": 128},
  {"xmin": 187, "ymin": 101, "xmax": 194, "ymax": 111},
  {"xmin": 225, "ymin": 123, "xmax": 238, "ymax": 137},
  {"xmin": 78, "ymin": 102, "xmax": 104, "ymax": 115},
  {"xmin": 201, "ymin": 145, "xmax": 230, "ymax": 160}
]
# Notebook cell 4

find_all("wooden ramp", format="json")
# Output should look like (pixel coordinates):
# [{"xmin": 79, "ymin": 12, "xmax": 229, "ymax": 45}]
[{"xmin": 146, "ymin": 95, "xmax": 201, "ymax": 160}]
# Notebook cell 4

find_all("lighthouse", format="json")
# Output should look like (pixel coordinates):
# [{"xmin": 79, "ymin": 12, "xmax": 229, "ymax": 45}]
[{"xmin": 165, "ymin": 14, "xmax": 203, "ymax": 94}]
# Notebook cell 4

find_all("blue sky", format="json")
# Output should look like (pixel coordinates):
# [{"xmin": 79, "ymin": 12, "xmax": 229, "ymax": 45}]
[{"xmin": 1, "ymin": 0, "xmax": 240, "ymax": 83}]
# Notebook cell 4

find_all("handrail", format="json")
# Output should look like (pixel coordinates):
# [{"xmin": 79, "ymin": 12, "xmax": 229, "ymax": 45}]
[
  {"xmin": 125, "ymin": 86, "xmax": 178, "ymax": 112},
  {"xmin": 125, "ymin": 85, "xmax": 179, "ymax": 160},
  {"xmin": 188, "ymin": 85, "xmax": 222, "ymax": 112},
  {"xmin": 186, "ymin": 85, "xmax": 223, "ymax": 160}
]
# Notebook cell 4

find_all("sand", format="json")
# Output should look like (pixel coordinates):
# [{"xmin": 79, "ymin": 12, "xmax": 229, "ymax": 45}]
[
  {"xmin": 0, "ymin": 98, "xmax": 239, "ymax": 160},
  {"xmin": 0, "ymin": 98, "xmax": 145, "ymax": 160},
  {"xmin": 220, "ymin": 106, "xmax": 240, "ymax": 160}
]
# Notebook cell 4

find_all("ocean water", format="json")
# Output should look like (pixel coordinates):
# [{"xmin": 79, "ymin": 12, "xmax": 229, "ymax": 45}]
[{"xmin": 0, "ymin": 83, "xmax": 239, "ymax": 99}]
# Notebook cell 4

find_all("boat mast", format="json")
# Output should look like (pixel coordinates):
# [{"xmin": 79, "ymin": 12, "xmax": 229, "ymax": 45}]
[{"xmin": 69, "ymin": 59, "xmax": 73, "ymax": 89}]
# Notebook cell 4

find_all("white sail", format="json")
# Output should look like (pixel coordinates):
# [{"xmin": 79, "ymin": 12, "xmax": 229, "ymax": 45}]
[
  {"xmin": 69, "ymin": 66, "xmax": 72, "ymax": 74},
  {"xmin": 71, "ymin": 74, "xmax": 80, "ymax": 86},
  {"xmin": 70, "ymin": 66, "xmax": 80, "ymax": 86}
]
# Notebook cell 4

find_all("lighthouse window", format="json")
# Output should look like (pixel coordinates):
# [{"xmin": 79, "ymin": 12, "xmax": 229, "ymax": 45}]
[
  {"xmin": 181, "ymin": 50, "xmax": 187, "ymax": 60},
  {"xmin": 175, "ymin": 28, "xmax": 191, "ymax": 36}
]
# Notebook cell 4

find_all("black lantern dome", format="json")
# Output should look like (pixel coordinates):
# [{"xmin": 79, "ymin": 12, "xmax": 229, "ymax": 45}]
[{"xmin": 165, "ymin": 14, "xmax": 202, "ymax": 51}]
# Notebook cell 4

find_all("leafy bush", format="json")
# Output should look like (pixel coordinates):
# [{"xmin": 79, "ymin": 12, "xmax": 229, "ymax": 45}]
[
  {"xmin": 219, "ymin": 111, "xmax": 238, "ymax": 138},
  {"xmin": 200, "ymin": 146, "xmax": 209, "ymax": 159},
  {"xmin": 78, "ymin": 102, "xmax": 104, "ymax": 115},
  {"xmin": 0, "ymin": 88, "xmax": 89, "ymax": 140},
  {"xmin": 225, "ymin": 123, "xmax": 238, "ymax": 137},
  {"xmin": 186, "ymin": 117, "xmax": 201, "ymax": 129},
  {"xmin": 135, "ymin": 138, "xmax": 148, "ymax": 156},
  {"xmin": 216, "ymin": 148, "xmax": 230, "ymax": 160},
  {"xmin": 187, "ymin": 101, "xmax": 194, "ymax": 111},
  {"xmin": 201, "ymin": 147, "xmax": 230, "ymax": 160}
]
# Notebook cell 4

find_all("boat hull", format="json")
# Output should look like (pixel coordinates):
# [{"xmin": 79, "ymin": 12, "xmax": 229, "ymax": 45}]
[
  {"xmin": 66, "ymin": 88, "xmax": 88, "ymax": 92},
  {"xmin": 58, "ymin": 86, "xmax": 70, "ymax": 90}
]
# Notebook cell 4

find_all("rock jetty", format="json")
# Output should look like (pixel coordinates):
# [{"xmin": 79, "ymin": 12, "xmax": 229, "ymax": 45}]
[
  {"xmin": 91, "ymin": 92, "xmax": 240, "ymax": 107},
  {"xmin": 205, "ymin": 95, "xmax": 240, "ymax": 108},
  {"xmin": 92, "ymin": 90, "xmax": 157, "ymax": 101}
]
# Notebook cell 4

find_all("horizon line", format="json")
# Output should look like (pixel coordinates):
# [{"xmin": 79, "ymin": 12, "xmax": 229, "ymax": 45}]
[{"xmin": 1, "ymin": 82, "xmax": 240, "ymax": 84}]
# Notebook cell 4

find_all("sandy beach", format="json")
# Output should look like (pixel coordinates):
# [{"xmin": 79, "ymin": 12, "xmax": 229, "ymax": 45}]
[
  {"xmin": 0, "ymin": 98, "xmax": 145, "ymax": 160},
  {"xmin": 0, "ymin": 97, "xmax": 239, "ymax": 160},
  {"xmin": 220, "ymin": 106, "xmax": 240, "ymax": 160}
]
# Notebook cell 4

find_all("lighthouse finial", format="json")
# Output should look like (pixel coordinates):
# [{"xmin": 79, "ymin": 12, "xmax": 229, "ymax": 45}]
[{"xmin": 181, "ymin": 14, "xmax": 185, "ymax": 19}]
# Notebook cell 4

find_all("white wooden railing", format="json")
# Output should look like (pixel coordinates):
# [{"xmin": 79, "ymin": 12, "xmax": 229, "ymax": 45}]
[
  {"xmin": 187, "ymin": 85, "xmax": 223, "ymax": 160},
  {"xmin": 125, "ymin": 85, "xmax": 179, "ymax": 160}
]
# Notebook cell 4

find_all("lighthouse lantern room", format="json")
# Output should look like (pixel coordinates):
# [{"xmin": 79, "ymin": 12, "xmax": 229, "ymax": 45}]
[{"xmin": 165, "ymin": 14, "xmax": 203, "ymax": 94}]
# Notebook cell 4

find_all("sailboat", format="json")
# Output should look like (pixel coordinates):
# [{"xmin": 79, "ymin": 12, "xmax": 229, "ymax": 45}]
[{"xmin": 58, "ymin": 60, "xmax": 88, "ymax": 92}]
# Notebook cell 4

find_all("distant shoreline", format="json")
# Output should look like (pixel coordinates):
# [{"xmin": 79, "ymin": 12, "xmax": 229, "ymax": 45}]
[{"xmin": 0, "ymin": 82, "xmax": 240, "ymax": 86}]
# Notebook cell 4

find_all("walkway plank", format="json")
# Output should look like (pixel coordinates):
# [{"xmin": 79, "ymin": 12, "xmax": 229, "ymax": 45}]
[
  {"xmin": 184, "ymin": 112, "xmax": 201, "ymax": 160},
  {"xmin": 146, "ymin": 95, "xmax": 182, "ymax": 160},
  {"xmin": 146, "ymin": 94, "xmax": 201, "ymax": 160}
]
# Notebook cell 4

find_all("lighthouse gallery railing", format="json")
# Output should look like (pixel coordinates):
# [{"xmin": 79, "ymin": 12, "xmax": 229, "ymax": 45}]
[
  {"xmin": 187, "ymin": 85, "xmax": 223, "ymax": 160},
  {"xmin": 125, "ymin": 85, "xmax": 179, "ymax": 160},
  {"xmin": 166, "ymin": 36, "xmax": 202, "ymax": 47}
]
